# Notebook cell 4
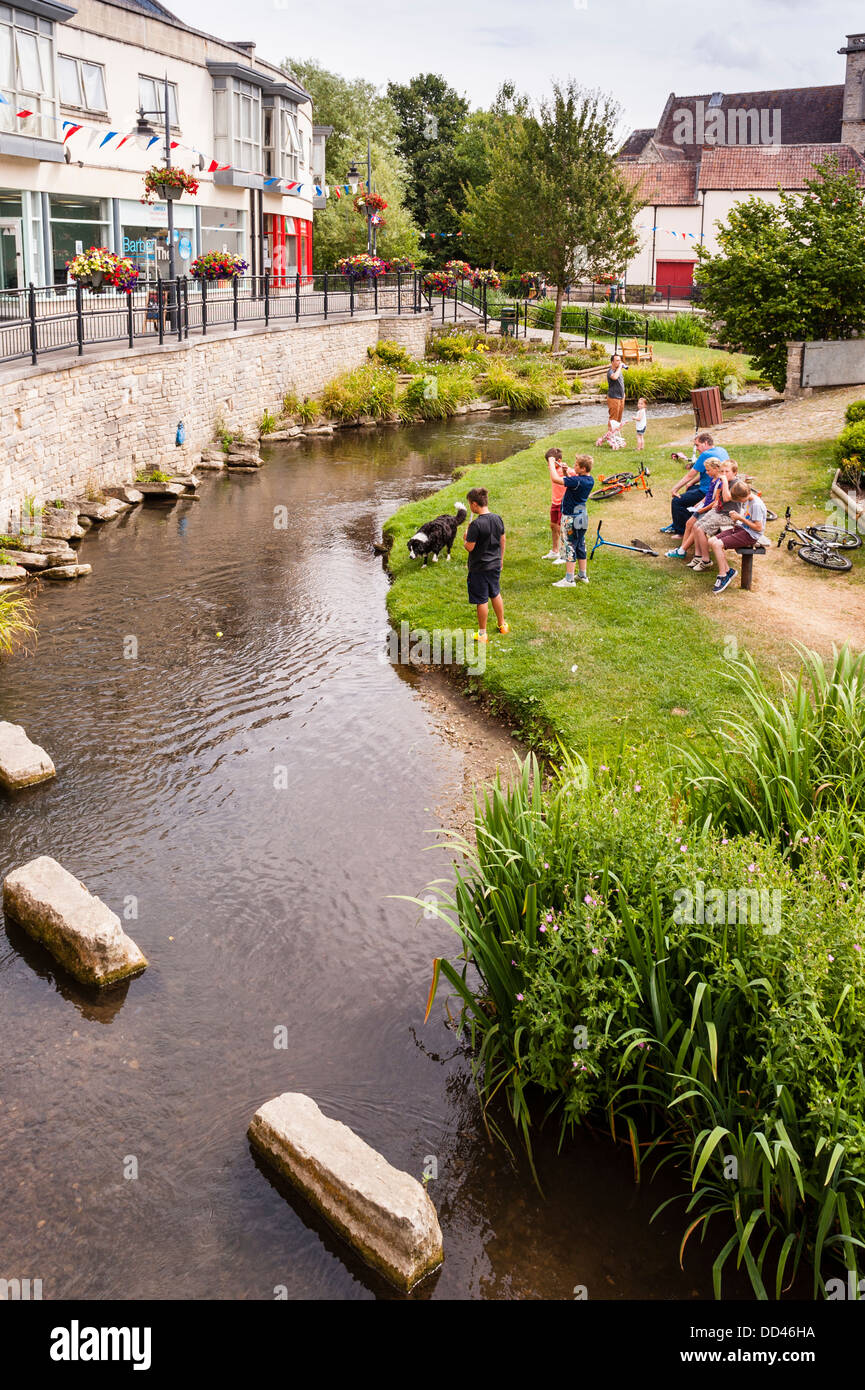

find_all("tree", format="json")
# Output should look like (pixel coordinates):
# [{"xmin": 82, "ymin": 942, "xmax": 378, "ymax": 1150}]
[
  {"xmin": 288, "ymin": 59, "xmax": 420, "ymax": 269},
  {"xmin": 461, "ymin": 82, "xmax": 642, "ymax": 349},
  {"xmin": 386, "ymin": 73, "xmax": 469, "ymax": 248},
  {"xmin": 695, "ymin": 158, "xmax": 865, "ymax": 391}
]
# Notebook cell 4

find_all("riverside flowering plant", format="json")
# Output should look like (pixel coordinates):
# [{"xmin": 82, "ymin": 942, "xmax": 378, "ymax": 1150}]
[
  {"xmin": 335, "ymin": 253, "xmax": 389, "ymax": 282},
  {"xmin": 66, "ymin": 246, "xmax": 140, "ymax": 293},
  {"xmin": 142, "ymin": 165, "xmax": 200, "ymax": 205},
  {"xmin": 471, "ymin": 268, "xmax": 502, "ymax": 289},
  {"xmin": 189, "ymin": 250, "xmax": 248, "ymax": 280}
]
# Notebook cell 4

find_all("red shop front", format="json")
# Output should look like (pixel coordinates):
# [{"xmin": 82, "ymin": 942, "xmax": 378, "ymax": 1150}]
[{"xmin": 264, "ymin": 214, "xmax": 313, "ymax": 287}]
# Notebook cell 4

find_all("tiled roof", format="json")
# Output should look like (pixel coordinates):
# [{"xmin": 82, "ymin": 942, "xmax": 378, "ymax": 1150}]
[
  {"xmin": 618, "ymin": 161, "xmax": 698, "ymax": 204},
  {"xmin": 655, "ymin": 86, "xmax": 844, "ymax": 149},
  {"xmin": 698, "ymin": 143, "xmax": 865, "ymax": 189},
  {"xmin": 619, "ymin": 128, "xmax": 654, "ymax": 159}
]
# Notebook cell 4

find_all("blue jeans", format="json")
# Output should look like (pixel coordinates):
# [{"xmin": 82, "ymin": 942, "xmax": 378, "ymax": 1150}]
[{"xmin": 671, "ymin": 485, "xmax": 704, "ymax": 534}]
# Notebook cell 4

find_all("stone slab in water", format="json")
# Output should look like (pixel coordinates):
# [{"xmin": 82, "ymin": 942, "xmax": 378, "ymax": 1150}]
[
  {"xmin": 197, "ymin": 459, "xmax": 226, "ymax": 470},
  {"xmin": 2, "ymin": 855, "xmax": 147, "ymax": 987},
  {"xmin": 264, "ymin": 427, "xmax": 304, "ymax": 441},
  {"xmin": 42, "ymin": 564, "xmax": 92, "ymax": 580},
  {"xmin": 0, "ymin": 563, "xmax": 27, "ymax": 580},
  {"xmin": 248, "ymin": 1091, "xmax": 443, "ymax": 1291},
  {"xmin": 76, "ymin": 499, "xmax": 127, "ymax": 522},
  {"xmin": 8, "ymin": 550, "xmax": 52, "ymax": 570},
  {"xmin": 137, "ymin": 482, "xmax": 184, "ymax": 497},
  {"xmin": 104, "ymin": 485, "xmax": 144, "ymax": 505},
  {"xmin": 41, "ymin": 508, "xmax": 85, "ymax": 540},
  {"xmin": 0, "ymin": 722, "xmax": 55, "ymax": 790},
  {"xmin": 11, "ymin": 537, "xmax": 77, "ymax": 555}
]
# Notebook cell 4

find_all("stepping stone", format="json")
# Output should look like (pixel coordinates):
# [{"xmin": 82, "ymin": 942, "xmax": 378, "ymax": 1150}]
[
  {"xmin": 168, "ymin": 476, "xmax": 200, "ymax": 491},
  {"xmin": 136, "ymin": 482, "xmax": 184, "ymax": 497},
  {"xmin": 197, "ymin": 459, "xmax": 226, "ymax": 471},
  {"xmin": 225, "ymin": 454, "xmax": 263, "ymax": 467},
  {"xmin": 42, "ymin": 564, "xmax": 92, "ymax": 580},
  {"xmin": 248, "ymin": 1092, "xmax": 443, "ymax": 1291},
  {"xmin": 2, "ymin": 856, "xmax": 147, "ymax": 987},
  {"xmin": 75, "ymin": 499, "xmax": 127, "ymax": 522},
  {"xmin": 7, "ymin": 551, "xmax": 52, "ymax": 570},
  {"xmin": 264, "ymin": 427, "xmax": 304, "ymax": 441},
  {"xmin": 0, "ymin": 564, "xmax": 27, "ymax": 581},
  {"xmin": 0, "ymin": 721, "xmax": 55, "ymax": 790},
  {"xmin": 9, "ymin": 537, "xmax": 77, "ymax": 555},
  {"xmin": 103, "ymin": 485, "xmax": 144, "ymax": 505}
]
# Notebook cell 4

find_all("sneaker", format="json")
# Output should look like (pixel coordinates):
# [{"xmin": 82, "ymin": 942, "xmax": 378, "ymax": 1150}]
[
  {"xmin": 659, "ymin": 524, "xmax": 677, "ymax": 534},
  {"xmin": 665, "ymin": 547, "xmax": 687, "ymax": 558},
  {"xmin": 476, "ymin": 630, "xmax": 489, "ymax": 642},
  {"xmin": 575, "ymin": 573, "xmax": 589, "ymax": 584},
  {"xmin": 541, "ymin": 550, "xmax": 559, "ymax": 560},
  {"xmin": 552, "ymin": 555, "xmax": 566, "ymax": 564},
  {"xmin": 552, "ymin": 575, "xmax": 576, "ymax": 587},
  {"xmin": 497, "ymin": 622, "xmax": 510, "ymax": 634},
  {"xmin": 713, "ymin": 570, "xmax": 736, "ymax": 595},
  {"xmin": 692, "ymin": 559, "xmax": 713, "ymax": 572},
  {"xmin": 687, "ymin": 557, "xmax": 701, "ymax": 569}
]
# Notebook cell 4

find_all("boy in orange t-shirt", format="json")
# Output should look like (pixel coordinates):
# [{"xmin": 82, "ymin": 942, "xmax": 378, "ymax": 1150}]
[{"xmin": 544, "ymin": 447, "xmax": 565, "ymax": 562}]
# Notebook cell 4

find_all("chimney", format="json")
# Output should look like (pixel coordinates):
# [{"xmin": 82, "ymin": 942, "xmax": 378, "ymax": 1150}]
[
  {"xmin": 233, "ymin": 42, "xmax": 256, "ymax": 60},
  {"xmin": 839, "ymin": 33, "xmax": 865, "ymax": 153}
]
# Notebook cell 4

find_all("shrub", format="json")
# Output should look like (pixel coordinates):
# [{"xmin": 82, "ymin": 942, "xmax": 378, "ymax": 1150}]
[
  {"xmin": 368, "ymin": 339, "xmax": 415, "ymax": 372},
  {"xmin": 645, "ymin": 312, "xmax": 710, "ymax": 346},
  {"xmin": 482, "ymin": 362, "xmax": 551, "ymax": 410},
  {"xmin": 296, "ymin": 398, "xmax": 319, "ymax": 425},
  {"xmin": 421, "ymin": 748, "xmax": 865, "ymax": 1299},
  {"xmin": 398, "ymin": 365, "xmax": 476, "ymax": 421},
  {"xmin": 844, "ymin": 400, "xmax": 865, "ymax": 425},
  {"xmin": 320, "ymin": 364, "xmax": 400, "ymax": 421},
  {"xmin": 605, "ymin": 358, "xmax": 746, "ymax": 402},
  {"xmin": 0, "ymin": 588, "xmax": 35, "ymax": 657},
  {"xmin": 835, "ymin": 419, "xmax": 865, "ymax": 487},
  {"xmin": 259, "ymin": 409, "xmax": 277, "ymax": 435}
]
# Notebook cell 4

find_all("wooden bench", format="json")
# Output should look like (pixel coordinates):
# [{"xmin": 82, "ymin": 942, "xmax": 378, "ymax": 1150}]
[
  {"xmin": 620, "ymin": 337, "xmax": 654, "ymax": 365},
  {"xmin": 728, "ymin": 544, "xmax": 766, "ymax": 590}
]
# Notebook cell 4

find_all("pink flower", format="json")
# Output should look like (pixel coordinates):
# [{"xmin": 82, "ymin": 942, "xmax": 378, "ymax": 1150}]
[
  {"xmin": 545, "ymin": 912, "xmax": 553, "ymax": 922},
  {"xmin": 634, "ymin": 784, "xmax": 642, "ymax": 792},
  {"xmin": 747, "ymin": 863, "xmax": 756, "ymax": 873},
  {"xmin": 540, "ymin": 925, "xmax": 547, "ymax": 933},
  {"xmin": 827, "ymin": 955, "xmax": 834, "ymax": 963},
  {"xmin": 591, "ymin": 947, "xmax": 599, "ymax": 955},
  {"xmin": 721, "ymin": 838, "xmax": 728, "ymax": 845},
  {"xmin": 544, "ymin": 862, "xmax": 549, "ymax": 869},
  {"xmin": 600, "ymin": 764, "xmax": 609, "ymax": 771},
  {"xmin": 854, "ymin": 944, "xmax": 861, "ymax": 953},
  {"xmin": 516, "ymin": 992, "xmax": 524, "ymax": 1001},
  {"xmin": 680, "ymin": 844, "xmax": 688, "ymax": 853}
]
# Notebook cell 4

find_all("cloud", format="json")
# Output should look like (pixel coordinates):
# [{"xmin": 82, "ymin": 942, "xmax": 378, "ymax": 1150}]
[
  {"xmin": 692, "ymin": 30, "xmax": 764, "ymax": 72},
  {"xmin": 471, "ymin": 26, "xmax": 536, "ymax": 48}
]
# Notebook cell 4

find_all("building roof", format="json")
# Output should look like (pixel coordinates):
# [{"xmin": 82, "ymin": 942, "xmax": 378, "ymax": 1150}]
[
  {"xmin": 618, "ymin": 161, "xmax": 698, "ymax": 204},
  {"xmin": 618, "ymin": 128, "xmax": 654, "ymax": 159},
  {"xmin": 654, "ymin": 85, "xmax": 844, "ymax": 149},
  {"xmin": 697, "ymin": 142, "xmax": 865, "ymax": 189}
]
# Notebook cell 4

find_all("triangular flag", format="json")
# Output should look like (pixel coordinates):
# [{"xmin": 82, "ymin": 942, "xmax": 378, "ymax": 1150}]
[
  {"xmin": 333, "ymin": 186, "xmax": 342, "ymax": 199},
  {"xmin": 116, "ymin": 134, "xmax": 130, "ymax": 147},
  {"xmin": 147, "ymin": 135, "xmax": 159, "ymax": 149},
  {"xmin": 207, "ymin": 159, "xmax": 219, "ymax": 173},
  {"xmin": 16, "ymin": 109, "xmax": 33, "ymax": 118},
  {"xmin": 169, "ymin": 140, "xmax": 178, "ymax": 149},
  {"xmin": 0, "ymin": 92, "xmax": 8, "ymax": 104},
  {"xmin": 100, "ymin": 131, "xmax": 118, "ymax": 147},
  {"xmin": 218, "ymin": 164, "xmax": 230, "ymax": 171}
]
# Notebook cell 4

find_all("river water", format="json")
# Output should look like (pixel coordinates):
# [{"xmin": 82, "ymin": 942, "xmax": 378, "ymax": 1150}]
[{"xmin": 0, "ymin": 402, "xmax": 744, "ymax": 1300}]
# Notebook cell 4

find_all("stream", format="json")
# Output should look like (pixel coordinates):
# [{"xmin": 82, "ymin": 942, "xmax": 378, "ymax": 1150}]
[{"xmin": 0, "ymin": 401, "xmax": 748, "ymax": 1300}]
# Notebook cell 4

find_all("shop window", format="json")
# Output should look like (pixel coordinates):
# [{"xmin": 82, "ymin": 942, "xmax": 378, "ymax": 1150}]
[
  {"xmin": 0, "ymin": 5, "xmax": 57, "ymax": 133},
  {"xmin": 139, "ymin": 74, "xmax": 179, "ymax": 129},
  {"xmin": 59, "ymin": 54, "xmax": 107, "ymax": 113}
]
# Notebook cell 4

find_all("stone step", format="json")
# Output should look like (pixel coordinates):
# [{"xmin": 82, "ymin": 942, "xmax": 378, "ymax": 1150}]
[
  {"xmin": 42, "ymin": 564, "xmax": 92, "ymax": 580},
  {"xmin": 4, "ymin": 551, "xmax": 52, "ymax": 570},
  {"xmin": 103, "ymin": 485, "xmax": 144, "ymax": 505},
  {"xmin": 2, "ymin": 856, "xmax": 147, "ymax": 988},
  {"xmin": 0, "ymin": 721, "xmax": 55, "ymax": 790},
  {"xmin": 75, "ymin": 499, "xmax": 128, "ymax": 522},
  {"xmin": 0, "ymin": 563, "xmax": 27, "ymax": 581},
  {"xmin": 136, "ymin": 482, "xmax": 185, "ymax": 497},
  {"xmin": 248, "ymin": 1092, "xmax": 443, "ymax": 1291}
]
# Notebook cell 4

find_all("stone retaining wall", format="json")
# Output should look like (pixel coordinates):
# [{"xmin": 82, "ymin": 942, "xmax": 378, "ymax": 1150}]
[{"xmin": 0, "ymin": 312, "xmax": 433, "ymax": 529}]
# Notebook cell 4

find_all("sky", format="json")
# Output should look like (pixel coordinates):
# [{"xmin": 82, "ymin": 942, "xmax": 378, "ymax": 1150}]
[{"xmin": 170, "ymin": 0, "xmax": 863, "ymax": 139}]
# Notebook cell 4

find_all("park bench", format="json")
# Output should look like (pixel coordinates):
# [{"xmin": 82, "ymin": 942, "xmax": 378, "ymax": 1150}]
[
  {"xmin": 727, "ymin": 543, "xmax": 766, "ymax": 590},
  {"xmin": 620, "ymin": 337, "xmax": 653, "ymax": 365}
]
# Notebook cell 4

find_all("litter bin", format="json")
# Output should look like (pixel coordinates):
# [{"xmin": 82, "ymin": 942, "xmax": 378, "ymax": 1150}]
[
  {"xmin": 691, "ymin": 385, "xmax": 723, "ymax": 429},
  {"xmin": 500, "ymin": 306, "xmax": 518, "ymax": 337}
]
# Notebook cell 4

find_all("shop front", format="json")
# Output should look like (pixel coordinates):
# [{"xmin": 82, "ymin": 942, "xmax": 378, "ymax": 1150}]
[
  {"xmin": 119, "ymin": 199, "xmax": 195, "ymax": 283},
  {"xmin": 49, "ymin": 194, "xmax": 110, "ymax": 287},
  {"xmin": 263, "ymin": 213, "xmax": 312, "ymax": 287}
]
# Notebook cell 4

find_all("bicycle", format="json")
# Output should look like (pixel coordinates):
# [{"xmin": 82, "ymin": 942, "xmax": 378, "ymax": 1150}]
[
  {"xmin": 589, "ymin": 464, "xmax": 653, "ymax": 501},
  {"xmin": 775, "ymin": 506, "xmax": 862, "ymax": 572}
]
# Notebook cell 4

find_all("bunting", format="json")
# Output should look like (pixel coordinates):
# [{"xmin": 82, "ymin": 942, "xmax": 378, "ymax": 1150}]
[{"xmin": 637, "ymin": 223, "xmax": 704, "ymax": 240}]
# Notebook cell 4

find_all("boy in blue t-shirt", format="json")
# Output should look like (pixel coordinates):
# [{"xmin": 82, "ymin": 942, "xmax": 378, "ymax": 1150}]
[{"xmin": 553, "ymin": 455, "xmax": 594, "ymax": 588}]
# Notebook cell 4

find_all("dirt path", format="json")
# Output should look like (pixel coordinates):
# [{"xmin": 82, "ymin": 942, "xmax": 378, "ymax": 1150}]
[{"xmin": 714, "ymin": 385, "xmax": 863, "ymax": 445}]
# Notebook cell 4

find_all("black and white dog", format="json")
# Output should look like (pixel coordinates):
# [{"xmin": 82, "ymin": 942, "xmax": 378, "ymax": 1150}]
[{"xmin": 407, "ymin": 502, "xmax": 468, "ymax": 565}]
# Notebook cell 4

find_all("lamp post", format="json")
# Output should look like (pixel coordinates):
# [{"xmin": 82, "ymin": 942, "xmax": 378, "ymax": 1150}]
[
  {"xmin": 136, "ymin": 74, "xmax": 177, "ymax": 323},
  {"xmin": 347, "ymin": 137, "xmax": 375, "ymax": 255}
]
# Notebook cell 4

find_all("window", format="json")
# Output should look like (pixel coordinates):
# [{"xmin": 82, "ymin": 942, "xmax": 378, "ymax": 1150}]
[
  {"xmin": 49, "ymin": 194, "xmax": 110, "ymax": 286},
  {"xmin": 139, "ymin": 75, "xmax": 179, "ymax": 129},
  {"xmin": 58, "ymin": 55, "xmax": 107, "ymax": 112},
  {"xmin": 263, "ymin": 100, "xmax": 300, "ymax": 180},
  {"xmin": 201, "ymin": 205, "xmax": 246, "ymax": 257},
  {"xmin": 0, "ymin": 6, "xmax": 57, "ymax": 131},
  {"xmin": 232, "ymin": 80, "xmax": 260, "ymax": 170}
]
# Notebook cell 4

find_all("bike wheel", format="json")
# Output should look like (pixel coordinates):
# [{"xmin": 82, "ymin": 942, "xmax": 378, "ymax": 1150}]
[
  {"xmin": 590, "ymin": 484, "xmax": 626, "ymax": 500},
  {"xmin": 797, "ymin": 544, "xmax": 853, "ymax": 572},
  {"xmin": 804, "ymin": 525, "xmax": 862, "ymax": 551},
  {"xmin": 764, "ymin": 508, "xmax": 778, "ymax": 523}
]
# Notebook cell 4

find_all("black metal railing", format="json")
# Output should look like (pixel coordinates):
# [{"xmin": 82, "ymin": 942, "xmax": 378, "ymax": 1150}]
[
  {"xmin": 560, "ymin": 281, "xmax": 701, "ymax": 309},
  {"xmin": 0, "ymin": 272, "xmax": 427, "ymax": 368}
]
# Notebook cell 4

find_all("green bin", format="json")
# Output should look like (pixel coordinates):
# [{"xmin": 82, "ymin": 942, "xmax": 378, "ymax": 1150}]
[{"xmin": 499, "ymin": 306, "xmax": 518, "ymax": 337}]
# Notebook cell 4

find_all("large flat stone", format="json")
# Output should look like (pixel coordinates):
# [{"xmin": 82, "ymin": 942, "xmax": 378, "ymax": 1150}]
[
  {"xmin": 40, "ymin": 508, "xmax": 85, "ymax": 540},
  {"xmin": 6, "ymin": 550, "xmax": 52, "ymax": 570},
  {"xmin": 75, "ymin": 499, "xmax": 127, "ymax": 522},
  {"xmin": 263, "ymin": 427, "xmax": 304, "ymax": 441},
  {"xmin": 2, "ymin": 856, "xmax": 147, "ymax": 987},
  {"xmin": 0, "ymin": 564, "xmax": 27, "ymax": 581},
  {"xmin": 103, "ymin": 485, "xmax": 144, "ymax": 505},
  {"xmin": 10, "ymin": 537, "xmax": 78, "ymax": 555},
  {"xmin": 248, "ymin": 1092, "xmax": 443, "ymax": 1290},
  {"xmin": 0, "ymin": 722, "xmax": 55, "ymax": 790},
  {"xmin": 137, "ymin": 482, "xmax": 184, "ymax": 497},
  {"xmin": 42, "ymin": 564, "xmax": 92, "ymax": 580}
]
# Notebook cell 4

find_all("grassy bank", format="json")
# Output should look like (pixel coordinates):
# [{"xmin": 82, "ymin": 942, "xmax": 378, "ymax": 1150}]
[{"xmin": 384, "ymin": 412, "xmax": 842, "ymax": 752}]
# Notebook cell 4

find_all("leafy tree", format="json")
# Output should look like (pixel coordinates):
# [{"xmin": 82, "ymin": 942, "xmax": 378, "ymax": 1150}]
[
  {"xmin": 695, "ymin": 158, "xmax": 865, "ymax": 390},
  {"xmin": 386, "ymin": 73, "xmax": 469, "ymax": 245},
  {"xmin": 288, "ymin": 59, "xmax": 420, "ymax": 269},
  {"xmin": 461, "ymin": 81, "xmax": 641, "ymax": 349}
]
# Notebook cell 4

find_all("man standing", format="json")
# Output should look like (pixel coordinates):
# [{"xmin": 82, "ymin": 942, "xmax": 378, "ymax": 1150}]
[
  {"xmin": 464, "ymin": 486, "xmax": 508, "ymax": 642},
  {"xmin": 662, "ymin": 431, "xmax": 730, "ymax": 536},
  {"xmin": 606, "ymin": 354, "xmax": 626, "ymax": 425}
]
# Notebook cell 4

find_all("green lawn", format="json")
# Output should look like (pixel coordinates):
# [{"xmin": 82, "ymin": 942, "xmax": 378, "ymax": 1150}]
[{"xmin": 384, "ymin": 415, "xmax": 849, "ymax": 753}]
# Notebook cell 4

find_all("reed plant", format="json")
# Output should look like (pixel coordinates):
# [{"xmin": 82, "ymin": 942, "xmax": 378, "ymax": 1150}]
[{"xmin": 0, "ymin": 588, "xmax": 36, "ymax": 657}]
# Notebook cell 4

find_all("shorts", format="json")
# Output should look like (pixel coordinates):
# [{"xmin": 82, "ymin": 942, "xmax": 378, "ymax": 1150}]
[
  {"xmin": 467, "ymin": 569, "xmax": 501, "ymax": 605},
  {"xmin": 717, "ymin": 525, "xmax": 757, "ymax": 550},
  {"xmin": 550, "ymin": 502, "xmax": 562, "ymax": 526},
  {"xmin": 608, "ymin": 397, "xmax": 624, "ymax": 422},
  {"xmin": 636, "ymin": 427, "xmax": 646, "ymax": 436},
  {"xmin": 696, "ymin": 509, "xmax": 726, "ymax": 536},
  {"xmin": 562, "ymin": 513, "xmax": 587, "ymax": 562}
]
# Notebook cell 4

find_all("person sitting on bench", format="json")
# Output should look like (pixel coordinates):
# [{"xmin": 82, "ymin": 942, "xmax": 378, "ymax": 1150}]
[
  {"xmin": 708, "ymin": 480, "xmax": 767, "ymax": 595},
  {"xmin": 662, "ymin": 432, "xmax": 729, "ymax": 536}
]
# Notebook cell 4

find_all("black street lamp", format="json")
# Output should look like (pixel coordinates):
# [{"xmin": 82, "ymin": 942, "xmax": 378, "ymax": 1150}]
[
  {"xmin": 136, "ymin": 74, "xmax": 181, "ymax": 322},
  {"xmin": 347, "ymin": 138, "xmax": 375, "ymax": 255}
]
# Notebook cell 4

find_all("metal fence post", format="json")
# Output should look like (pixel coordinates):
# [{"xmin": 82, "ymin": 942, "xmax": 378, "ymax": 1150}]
[
  {"xmin": 294, "ymin": 272, "xmax": 300, "ymax": 322},
  {"xmin": 175, "ymin": 278, "xmax": 182, "ymax": 342},
  {"xmin": 265, "ymin": 272, "xmax": 271, "ymax": 325},
  {"xmin": 324, "ymin": 270, "xmax": 328, "ymax": 320},
  {"xmin": 584, "ymin": 308, "xmax": 588, "ymax": 348},
  {"xmin": 667, "ymin": 285, "xmax": 671, "ymax": 311},
  {"xmin": 127, "ymin": 289, "xmax": 134, "ymax": 348},
  {"xmin": 75, "ymin": 280, "xmax": 84, "ymax": 356},
  {"xmin": 232, "ymin": 275, "xmax": 238, "ymax": 331},
  {"xmin": 157, "ymin": 278, "xmax": 164, "ymax": 346},
  {"xmin": 28, "ymin": 283, "xmax": 37, "ymax": 365},
  {"xmin": 483, "ymin": 283, "xmax": 488, "ymax": 334},
  {"xmin": 374, "ymin": 275, "xmax": 378, "ymax": 315},
  {"xmin": 397, "ymin": 271, "xmax": 401, "ymax": 316},
  {"xmin": 350, "ymin": 277, "xmax": 354, "ymax": 316},
  {"xmin": 201, "ymin": 277, "xmax": 208, "ymax": 336}
]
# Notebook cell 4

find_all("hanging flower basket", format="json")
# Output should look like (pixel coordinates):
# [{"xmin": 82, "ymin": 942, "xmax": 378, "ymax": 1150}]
[
  {"xmin": 388, "ymin": 256, "xmax": 415, "ymax": 273},
  {"xmin": 190, "ymin": 251, "xmax": 248, "ymax": 281},
  {"xmin": 471, "ymin": 268, "xmax": 502, "ymax": 289},
  {"xmin": 335, "ymin": 253, "xmax": 389, "ymax": 283},
  {"xmin": 444, "ymin": 259, "xmax": 472, "ymax": 281},
  {"xmin": 66, "ymin": 247, "xmax": 140, "ymax": 294},
  {"xmin": 423, "ymin": 269, "xmax": 457, "ymax": 295},
  {"xmin": 353, "ymin": 191, "xmax": 388, "ymax": 217},
  {"xmin": 519, "ymin": 270, "xmax": 544, "ymax": 296},
  {"xmin": 142, "ymin": 166, "xmax": 200, "ymax": 206}
]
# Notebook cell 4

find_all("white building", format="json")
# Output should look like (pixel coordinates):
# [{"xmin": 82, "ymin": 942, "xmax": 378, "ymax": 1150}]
[{"xmin": 0, "ymin": 0, "xmax": 326, "ymax": 290}]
